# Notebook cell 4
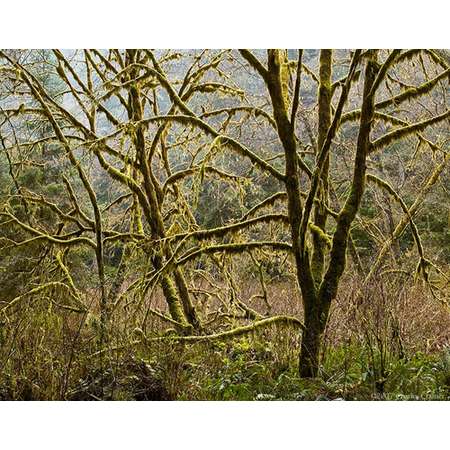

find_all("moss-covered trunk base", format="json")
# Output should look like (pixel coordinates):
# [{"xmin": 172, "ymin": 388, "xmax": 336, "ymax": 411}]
[{"xmin": 298, "ymin": 315, "xmax": 323, "ymax": 378}]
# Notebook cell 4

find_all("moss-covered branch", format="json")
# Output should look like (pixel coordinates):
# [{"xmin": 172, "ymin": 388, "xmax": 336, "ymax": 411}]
[
  {"xmin": 364, "ymin": 152, "xmax": 450, "ymax": 284},
  {"xmin": 164, "ymin": 213, "xmax": 288, "ymax": 245},
  {"xmin": 241, "ymin": 192, "xmax": 288, "ymax": 220},
  {"xmin": 370, "ymin": 109, "xmax": 450, "ymax": 152},
  {"xmin": 238, "ymin": 50, "xmax": 269, "ymax": 82},
  {"xmin": 1, "ymin": 282, "xmax": 87, "ymax": 313},
  {"xmin": 319, "ymin": 51, "xmax": 379, "ymax": 309},
  {"xmin": 146, "ymin": 315, "xmax": 305, "ymax": 342},
  {"xmin": 299, "ymin": 50, "xmax": 362, "ymax": 254},
  {"xmin": 176, "ymin": 241, "xmax": 292, "ymax": 266},
  {"xmin": 0, "ymin": 211, "xmax": 96, "ymax": 248},
  {"xmin": 366, "ymin": 173, "xmax": 425, "ymax": 260},
  {"xmin": 163, "ymin": 165, "xmax": 244, "ymax": 193},
  {"xmin": 342, "ymin": 68, "xmax": 450, "ymax": 124}
]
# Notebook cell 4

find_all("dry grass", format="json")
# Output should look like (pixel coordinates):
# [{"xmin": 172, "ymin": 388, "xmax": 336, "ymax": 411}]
[{"xmin": 0, "ymin": 270, "xmax": 448, "ymax": 400}]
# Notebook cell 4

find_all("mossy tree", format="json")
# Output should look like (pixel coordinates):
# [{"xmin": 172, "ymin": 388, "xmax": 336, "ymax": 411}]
[{"xmin": 240, "ymin": 49, "xmax": 448, "ymax": 376}]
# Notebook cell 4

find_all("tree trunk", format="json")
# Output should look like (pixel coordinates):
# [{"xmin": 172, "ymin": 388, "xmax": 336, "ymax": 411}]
[
  {"xmin": 173, "ymin": 267, "xmax": 201, "ymax": 329},
  {"xmin": 160, "ymin": 274, "xmax": 190, "ymax": 330},
  {"xmin": 311, "ymin": 49, "xmax": 332, "ymax": 285},
  {"xmin": 299, "ymin": 311, "xmax": 323, "ymax": 378},
  {"xmin": 125, "ymin": 49, "xmax": 199, "ymax": 330}
]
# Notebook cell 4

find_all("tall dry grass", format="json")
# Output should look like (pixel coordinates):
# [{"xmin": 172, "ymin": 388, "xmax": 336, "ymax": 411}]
[{"xmin": 0, "ymin": 269, "xmax": 448, "ymax": 400}]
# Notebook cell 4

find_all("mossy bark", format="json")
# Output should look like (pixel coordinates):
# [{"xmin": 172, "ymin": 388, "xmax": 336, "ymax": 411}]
[
  {"xmin": 299, "ymin": 52, "xmax": 378, "ymax": 377},
  {"xmin": 125, "ymin": 50, "xmax": 199, "ymax": 330},
  {"xmin": 298, "ymin": 303, "xmax": 324, "ymax": 378},
  {"xmin": 160, "ymin": 273, "xmax": 190, "ymax": 329},
  {"xmin": 264, "ymin": 50, "xmax": 321, "ymax": 377},
  {"xmin": 311, "ymin": 50, "xmax": 332, "ymax": 285},
  {"xmin": 297, "ymin": 51, "xmax": 380, "ymax": 377}
]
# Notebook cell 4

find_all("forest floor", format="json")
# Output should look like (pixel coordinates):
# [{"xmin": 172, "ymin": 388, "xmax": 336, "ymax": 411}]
[{"xmin": 0, "ymin": 276, "xmax": 449, "ymax": 400}]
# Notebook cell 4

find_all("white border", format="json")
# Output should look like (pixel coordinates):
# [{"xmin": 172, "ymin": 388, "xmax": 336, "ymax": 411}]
[
  {"xmin": 0, "ymin": 1, "xmax": 448, "ymax": 448},
  {"xmin": 1, "ymin": 0, "xmax": 449, "ymax": 48},
  {"xmin": 0, "ymin": 401, "xmax": 448, "ymax": 449}
]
